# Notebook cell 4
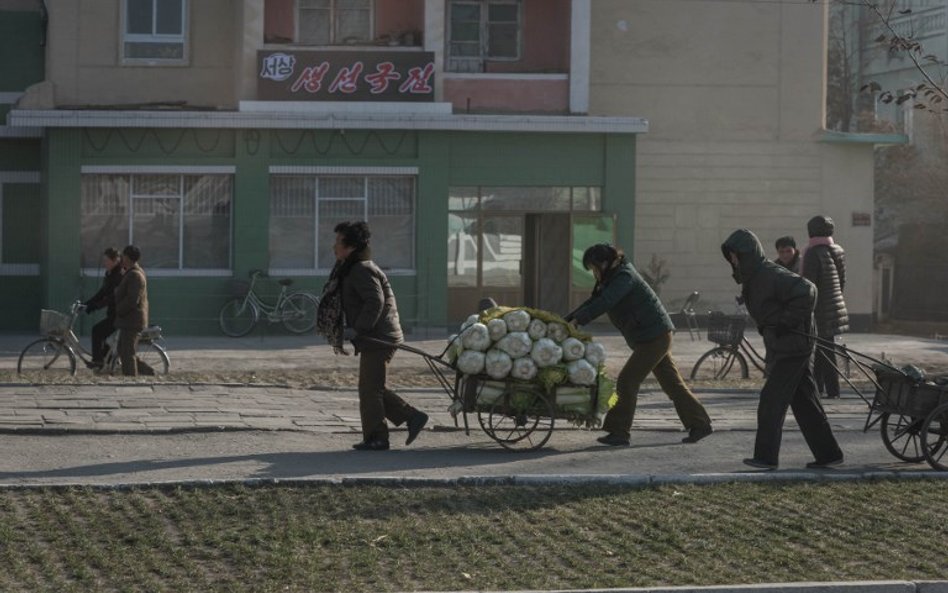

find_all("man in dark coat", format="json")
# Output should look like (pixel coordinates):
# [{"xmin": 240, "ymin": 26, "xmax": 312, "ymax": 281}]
[
  {"xmin": 84, "ymin": 247, "xmax": 123, "ymax": 369},
  {"xmin": 722, "ymin": 229, "xmax": 843, "ymax": 470},
  {"xmin": 331, "ymin": 221, "xmax": 428, "ymax": 451},
  {"xmin": 114, "ymin": 245, "xmax": 149, "ymax": 377},
  {"xmin": 802, "ymin": 215, "xmax": 849, "ymax": 398}
]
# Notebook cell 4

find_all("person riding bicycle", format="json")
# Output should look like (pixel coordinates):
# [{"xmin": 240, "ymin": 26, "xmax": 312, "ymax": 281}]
[
  {"xmin": 84, "ymin": 247, "xmax": 123, "ymax": 370},
  {"xmin": 114, "ymin": 245, "xmax": 152, "ymax": 377}
]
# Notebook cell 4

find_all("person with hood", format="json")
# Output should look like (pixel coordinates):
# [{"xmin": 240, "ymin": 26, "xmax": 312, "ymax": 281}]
[
  {"xmin": 721, "ymin": 229, "xmax": 843, "ymax": 470},
  {"xmin": 565, "ymin": 243, "xmax": 713, "ymax": 446},
  {"xmin": 84, "ymin": 247, "xmax": 124, "ymax": 370},
  {"xmin": 318, "ymin": 221, "xmax": 428, "ymax": 451},
  {"xmin": 774, "ymin": 236, "xmax": 800, "ymax": 273},
  {"xmin": 802, "ymin": 215, "xmax": 849, "ymax": 399}
]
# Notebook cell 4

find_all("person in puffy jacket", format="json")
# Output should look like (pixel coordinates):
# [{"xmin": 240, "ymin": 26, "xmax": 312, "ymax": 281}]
[
  {"xmin": 331, "ymin": 221, "xmax": 428, "ymax": 451},
  {"xmin": 566, "ymin": 243, "xmax": 712, "ymax": 447},
  {"xmin": 802, "ymin": 215, "xmax": 849, "ymax": 398},
  {"xmin": 722, "ymin": 229, "xmax": 843, "ymax": 470}
]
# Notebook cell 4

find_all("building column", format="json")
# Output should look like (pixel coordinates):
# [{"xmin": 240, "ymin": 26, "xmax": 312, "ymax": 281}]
[
  {"xmin": 569, "ymin": 0, "xmax": 591, "ymax": 114},
  {"xmin": 603, "ymin": 134, "xmax": 636, "ymax": 258},
  {"xmin": 41, "ymin": 128, "xmax": 83, "ymax": 312},
  {"xmin": 416, "ymin": 131, "xmax": 450, "ymax": 327},
  {"xmin": 232, "ymin": 129, "xmax": 269, "ymax": 278},
  {"xmin": 424, "ymin": 0, "xmax": 446, "ymax": 100},
  {"xmin": 234, "ymin": 0, "xmax": 265, "ymax": 106}
]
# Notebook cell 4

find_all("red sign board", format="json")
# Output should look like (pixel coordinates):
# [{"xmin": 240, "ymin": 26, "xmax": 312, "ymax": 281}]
[{"xmin": 258, "ymin": 50, "xmax": 435, "ymax": 102}]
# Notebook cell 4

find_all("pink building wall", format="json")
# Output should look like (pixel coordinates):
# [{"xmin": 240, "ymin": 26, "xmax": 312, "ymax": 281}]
[{"xmin": 444, "ymin": 78, "xmax": 569, "ymax": 114}]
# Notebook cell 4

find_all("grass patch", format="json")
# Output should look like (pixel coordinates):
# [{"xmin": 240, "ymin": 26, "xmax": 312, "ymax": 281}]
[{"xmin": 0, "ymin": 480, "xmax": 945, "ymax": 592}]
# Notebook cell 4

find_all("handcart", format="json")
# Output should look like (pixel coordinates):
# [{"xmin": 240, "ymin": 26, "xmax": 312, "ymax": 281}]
[
  {"xmin": 361, "ymin": 337, "xmax": 602, "ymax": 452},
  {"xmin": 807, "ymin": 333, "xmax": 948, "ymax": 471}
]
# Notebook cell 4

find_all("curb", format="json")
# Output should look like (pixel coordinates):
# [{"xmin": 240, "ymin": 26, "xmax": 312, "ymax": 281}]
[{"xmin": 402, "ymin": 581, "xmax": 948, "ymax": 593}]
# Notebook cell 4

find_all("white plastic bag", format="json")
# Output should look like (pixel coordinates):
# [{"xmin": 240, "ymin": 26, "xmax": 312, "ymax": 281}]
[
  {"xmin": 547, "ymin": 322, "xmax": 569, "ymax": 343},
  {"xmin": 503, "ymin": 309, "xmax": 531, "ymax": 332},
  {"xmin": 530, "ymin": 338, "xmax": 563, "ymax": 368},
  {"xmin": 561, "ymin": 337, "xmax": 586, "ymax": 361},
  {"xmin": 527, "ymin": 319, "xmax": 548, "ymax": 340},
  {"xmin": 461, "ymin": 322, "xmax": 491, "ymax": 352},
  {"xmin": 484, "ymin": 349, "xmax": 513, "ymax": 380},
  {"xmin": 584, "ymin": 341, "xmax": 606, "ymax": 366},
  {"xmin": 496, "ymin": 332, "xmax": 533, "ymax": 358},
  {"xmin": 457, "ymin": 350, "xmax": 486, "ymax": 375},
  {"xmin": 567, "ymin": 359, "xmax": 597, "ymax": 385},
  {"xmin": 511, "ymin": 356, "xmax": 538, "ymax": 380},
  {"xmin": 487, "ymin": 318, "xmax": 508, "ymax": 342}
]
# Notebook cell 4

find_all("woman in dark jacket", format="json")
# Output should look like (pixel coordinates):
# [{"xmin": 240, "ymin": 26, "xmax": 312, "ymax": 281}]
[
  {"xmin": 84, "ymin": 247, "xmax": 123, "ymax": 369},
  {"xmin": 325, "ymin": 221, "xmax": 428, "ymax": 451},
  {"xmin": 566, "ymin": 244, "xmax": 712, "ymax": 446},
  {"xmin": 802, "ymin": 215, "xmax": 849, "ymax": 398}
]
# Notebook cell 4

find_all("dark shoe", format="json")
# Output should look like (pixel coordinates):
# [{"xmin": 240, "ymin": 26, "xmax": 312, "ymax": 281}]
[
  {"xmin": 352, "ymin": 439, "xmax": 390, "ymax": 451},
  {"xmin": 405, "ymin": 411, "xmax": 429, "ymax": 446},
  {"xmin": 806, "ymin": 456, "xmax": 843, "ymax": 469},
  {"xmin": 743, "ymin": 458, "xmax": 778, "ymax": 470},
  {"xmin": 682, "ymin": 424, "xmax": 713, "ymax": 444},
  {"xmin": 85, "ymin": 360, "xmax": 102, "ymax": 370},
  {"xmin": 597, "ymin": 433, "xmax": 630, "ymax": 446}
]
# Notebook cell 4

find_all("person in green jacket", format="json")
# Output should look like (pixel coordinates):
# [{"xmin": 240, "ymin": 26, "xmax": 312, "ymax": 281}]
[{"xmin": 566, "ymin": 244, "xmax": 713, "ymax": 446}]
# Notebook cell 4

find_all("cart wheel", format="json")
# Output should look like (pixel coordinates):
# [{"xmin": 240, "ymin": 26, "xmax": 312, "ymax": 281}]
[
  {"xmin": 479, "ymin": 389, "xmax": 555, "ymax": 452},
  {"xmin": 921, "ymin": 403, "xmax": 948, "ymax": 471},
  {"xmin": 880, "ymin": 413, "xmax": 926, "ymax": 463}
]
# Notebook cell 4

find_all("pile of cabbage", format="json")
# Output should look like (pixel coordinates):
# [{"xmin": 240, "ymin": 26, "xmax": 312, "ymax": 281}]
[{"xmin": 446, "ymin": 306, "xmax": 616, "ymax": 427}]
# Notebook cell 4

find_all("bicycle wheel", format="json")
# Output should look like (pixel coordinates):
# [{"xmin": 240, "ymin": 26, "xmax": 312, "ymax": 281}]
[
  {"xmin": 280, "ymin": 293, "xmax": 319, "ymax": 334},
  {"xmin": 921, "ymin": 403, "xmax": 948, "ymax": 471},
  {"xmin": 219, "ymin": 299, "xmax": 258, "ymax": 337},
  {"xmin": 479, "ymin": 389, "xmax": 555, "ymax": 451},
  {"xmin": 880, "ymin": 412, "xmax": 926, "ymax": 463},
  {"xmin": 690, "ymin": 346, "xmax": 748, "ymax": 381},
  {"xmin": 17, "ymin": 338, "xmax": 77, "ymax": 376},
  {"xmin": 136, "ymin": 342, "xmax": 170, "ymax": 376}
]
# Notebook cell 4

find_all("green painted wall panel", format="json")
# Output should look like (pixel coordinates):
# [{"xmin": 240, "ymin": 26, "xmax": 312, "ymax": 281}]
[
  {"xmin": 82, "ymin": 129, "xmax": 236, "ymax": 160},
  {"xmin": 0, "ymin": 139, "xmax": 42, "ymax": 171},
  {"xmin": 2, "ymin": 183, "xmax": 41, "ymax": 263},
  {"xmin": 233, "ymin": 130, "xmax": 270, "ymax": 277},
  {"xmin": 0, "ymin": 276, "xmax": 41, "ymax": 332},
  {"xmin": 42, "ymin": 129, "xmax": 84, "ymax": 313},
  {"xmin": 603, "ymin": 134, "xmax": 637, "ymax": 258},
  {"xmin": 269, "ymin": 130, "xmax": 418, "ymax": 159},
  {"xmin": 415, "ymin": 132, "xmax": 450, "ymax": 325},
  {"xmin": 0, "ymin": 10, "xmax": 45, "ymax": 92}
]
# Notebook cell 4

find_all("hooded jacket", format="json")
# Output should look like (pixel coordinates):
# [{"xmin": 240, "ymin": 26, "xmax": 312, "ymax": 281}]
[
  {"xmin": 802, "ymin": 216, "xmax": 849, "ymax": 337},
  {"xmin": 340, "ymin": 248, "xmax": 404, "ymax": 350},
  {"xmin": 721, "ymin": 229, "xmax": 816, "ymax": 360},
  {"xmin": 569, "ymin": 256, "xmax": 673, "ymax": 347}
]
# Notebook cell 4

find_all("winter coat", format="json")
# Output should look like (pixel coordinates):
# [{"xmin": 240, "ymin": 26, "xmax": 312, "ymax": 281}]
[
  {"xmin": 340, "ymin": 249, "xmax": 404, "ymax": 350},
  {"xmin": 774, "ymin": 252, "xmax": 800, "ymax": 274},
  {"xmin": 85, "ymin": 266, "xmax": 123, "ymax": 320},
  {"xmin": 721, "ymin": 229, "xmax": 817, "ymax": 361},
  {"xmin": 569, "ymin": 257, "xmax": 674, "ymax": 347},
  {"xmin": 802, "ymin": 244, "xmax": 849, "ymax": 337},
  {"xmin": 114, "ymin": 263, "xmax": 149, "ymax": 332}
]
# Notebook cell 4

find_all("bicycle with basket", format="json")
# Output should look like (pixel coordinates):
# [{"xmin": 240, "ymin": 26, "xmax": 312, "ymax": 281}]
[{"xmin": 690, "ymin": 309, "xmax": 767, "ymax": 380}]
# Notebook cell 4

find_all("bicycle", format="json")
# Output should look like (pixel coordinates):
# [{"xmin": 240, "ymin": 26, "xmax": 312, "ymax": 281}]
[
  {"xmin": 690, "ymin": 310, "xmax": 767, "ymax": 381},
  {"xmin": 17, "ymin": 301, "xmax": 170, "ymax": 376},
  {"xmin": 218, "ymin": 270, "xmax": 319, "ymax": 337}
]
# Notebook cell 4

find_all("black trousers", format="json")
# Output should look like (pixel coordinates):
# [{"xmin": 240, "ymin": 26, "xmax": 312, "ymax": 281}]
[
  {"xmin": 91, "ymin": 317, "xmax": 115, "ymax": 364},
  {"xmin": 358, "ymin": 347, "xmax": 417, "ymax": 442},
  {"xmin": 754, "ymin": 354, "xmax": 843, "ymax": 466},
  {"xmin": 814, "ymin": 335, "xmax": 841, "ymax": 398}
]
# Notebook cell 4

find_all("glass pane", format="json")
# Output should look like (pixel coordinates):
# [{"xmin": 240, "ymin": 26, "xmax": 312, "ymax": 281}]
[
  {"xmin": 451, "ymin": 3, "xmax": 480, "ymax": 22},
  {"xmin": 449, "ymin": 187, "xmax": 479, "ymax": 211},
  {"xmin": 336, "ymin": 9, "xmax": 371, "ymax": 43},
  {"xmin": 448, "ymin": 214, "xmax": 478, "ymax": 287},
  {"xmin": 183, "ymin": 176, "xmax": 231, "ymax": 269},
  {"xmin": 319, "ymin": 176, "xmax": 364, "ymax": 199},
  {"xmin": 482, "ymin": 216, "xmax": 521, "ymax": 289},
  {"xmin": 488, "ymin": 23, "xmax": 517, "ymax": 58},
  {"xmin": 124, "ymin": 42, "xmax": 184, "ymax": 59},
  {"xmin": 155, "ymin": 0, "xmax": 183, "ymax": 34},
  {"xmin": 571, "ymin": 187, "xmax": 602, "ymax": 211},
  {"xmin": 488, "ymin": 3, "xmax": 518, "ymax": 22},
  {"xmin": 450, "ymin": 42, "xmax": 481, "ymax": 58},
  {"xmin": 338, "ymin": 0, "xmax": 370, "ymax": 7},
  {"xmin": 451, "ymin": 22, "xmax": 480, "ymax": 42},
  {"xmin": 589, "ymin": 187, "xmax": 602, "ymax": 211},
  {"xmin": 269, "ymin": 177, "xmax": 316, "ymax": 269},
  {"xmin": 127, "ymin": 0, "xmax": 153, "ymax": 34},
  {"xmin": 81, "ymin": 176, "xmax": 130, "ymax": 268},
  {"xmin": 300, "ymin": 0, "xmax": 330, "ymax": 7},
  {"xmin": 132, "ymin": 174, "xmax": 179, "ymax": 196},
  {"xmin": 368, "ymin": 178, "xmax": 414, "ymax": 269},
  {"xmin": 318, "ymin": 200, "xmax": 364, "ymax": 269},
  {"xmin": 572, "ymin": 214, "xmax": 615, "ymax": 289},
  {"xmin": 481, "ymin": 187, "xmax": 570, "ymax": 211},
  {"xmin": 132, "ymin": 197, "xmax": 180, "ymax": 269},
  {"xmin": 299, "ymin": 9, "xmax": 331, "ymax": 44}
]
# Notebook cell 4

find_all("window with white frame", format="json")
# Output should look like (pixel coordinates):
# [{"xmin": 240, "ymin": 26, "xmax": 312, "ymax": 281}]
[
  {"xmin": 448, "ymin": 0, "xmax": 521, "ymax": 66},
  {"xmin": 298, "ymin": 0, "xmax": 373, "ymax": 45},
  {"xmin": 123, "ymin": 0, "xmax": 188, "ymax": 62},
  {"xmin": 269, "ymin": 174, "xmax": 414, "ymax": 271},
  {"xmin": 80, "ymin": 174, "xmax": 232, "ymax": 271}
]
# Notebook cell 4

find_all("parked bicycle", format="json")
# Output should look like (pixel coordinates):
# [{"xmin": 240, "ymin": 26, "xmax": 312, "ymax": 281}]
[
  {"xmin": 218, "ymin": 270, "xmax": 319, "ymax": 337},
  {"xmin": 690, "ymin": 310, "xmax": 767, "ymax": 381},
  {"xmin": 18, "ymin": 301, "xmax": 170, "ymax": 376}
]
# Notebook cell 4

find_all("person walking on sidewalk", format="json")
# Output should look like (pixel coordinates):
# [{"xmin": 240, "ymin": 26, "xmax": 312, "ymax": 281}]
[
  {"xmin": 114, "ymin": 245, "xmax": 149, "ymax": 377},
  {"xmin": 721, "ymin": 229, "xmax": 843, "ymax": 470},
  {"xmin": 801, "ymin": 215, "xmax": 849, "ymax": 399},
  {"xmin": 84, "ymin": 247, "xmax": 123, "ymax": 370},
  {"xmin": 324, "ymin": 221, "xmax": 428, "ymax": 451},
  {"xmin": 565, "ymin": 243, "xmax": 713, "ymax": 447}
]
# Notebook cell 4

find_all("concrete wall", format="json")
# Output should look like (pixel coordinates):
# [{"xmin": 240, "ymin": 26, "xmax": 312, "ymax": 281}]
[
  {"xmin": 590, "ymin": 0, "xmax": 875, "ymax": 325},
  {"xmin": 46, "ymin": 0, "xmax": 236, "ymax": 109}
]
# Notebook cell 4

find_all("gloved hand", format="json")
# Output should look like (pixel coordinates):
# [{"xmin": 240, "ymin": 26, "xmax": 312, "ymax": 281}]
[{"xmin": 342, "ymin": 327, "xmax": 358, "ymax": 342}]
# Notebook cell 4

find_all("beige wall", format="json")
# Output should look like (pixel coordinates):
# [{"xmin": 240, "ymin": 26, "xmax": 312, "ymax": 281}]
[
  {"xmin": 590, "ymin": 0, "xmax": 876, "ymax": 320},
  {"xmin": 47, "ymin": 0, "xmax": 236, "ymax": 108}
]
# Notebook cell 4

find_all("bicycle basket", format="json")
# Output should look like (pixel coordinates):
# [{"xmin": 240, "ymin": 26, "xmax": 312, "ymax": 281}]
[
  {"xmin": 231, "ymin": 280, "xmax": 251, "ymax": 298},
  {"xmin": 40, "ymin": 309, "xmax": 71, "ymax": 336},
  {"xmin": 706, "ymin": 312, "xmax": 746, "ymax": 346}
]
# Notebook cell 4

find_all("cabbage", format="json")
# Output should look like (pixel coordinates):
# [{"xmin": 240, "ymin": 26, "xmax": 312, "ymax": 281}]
[
  {"xmin": 460, "ymin": 313, "xmax": 480, "ymax": 332},
  {"xmin": 496, "ymin": 332, "xmax": 532, "ymax": 358},
  {"xmin": 567, "ymin": 359, "xmax": 597, "ymax": 385},
  {"xmin": 561, "ymin": 337, "xmax": 586, "ymax": 361},
  {"xmin": 445, "ymin": 333, "xmax": 463, "ymax": 363},
  {"xmin": 487, "ymin": 318, "xmax": 508, "ymax": 342},
  {"xmin": 527, "ymin": 319, "xmax": 548, "ymax": 340},
  {"xmin": 584, "ymin": 341, "xmax": 606, "ymax": 366},
  {"xmin": 484, "ymin": 349, "xmax": 513, "ymax": 380},
  {"xmin": 511, "ymin": 357, "xmax": 538, "ymax": 380},
  {"xmin": 547, "ymin": 322, "xmax": 569, "ymax": 343},
  {"xmin": 457, "ymin": 350, "xmax": 486, "ymax": 375},
  {"xmin": 530, "ymin": 338, "xmax": 563, "ymax": 368},
  {"xmin": 503, "ymin": 309, "xmax": 531, "ymax": 332},
  {"xmin": 460, "ymin": 322, "xmax": 491, "ymax": 352},
  {"xmin": 476, "ymin": 381, "xmax": 507, "ymax": 405}
]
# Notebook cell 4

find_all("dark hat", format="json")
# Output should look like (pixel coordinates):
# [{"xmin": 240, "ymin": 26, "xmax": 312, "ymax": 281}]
[{"xmin": 807, "ymin": 215, "xmax": 834, "ymax": 238}]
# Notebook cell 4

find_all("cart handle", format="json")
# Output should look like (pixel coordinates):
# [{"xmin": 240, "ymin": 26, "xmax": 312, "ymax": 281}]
[
  {"xmin": 788, "ymin": 328, "xmax": 904, "ymax": 376},
  {"xmin": 354, "ymin": 335, "xmax": 457, "ymax": 370}
]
